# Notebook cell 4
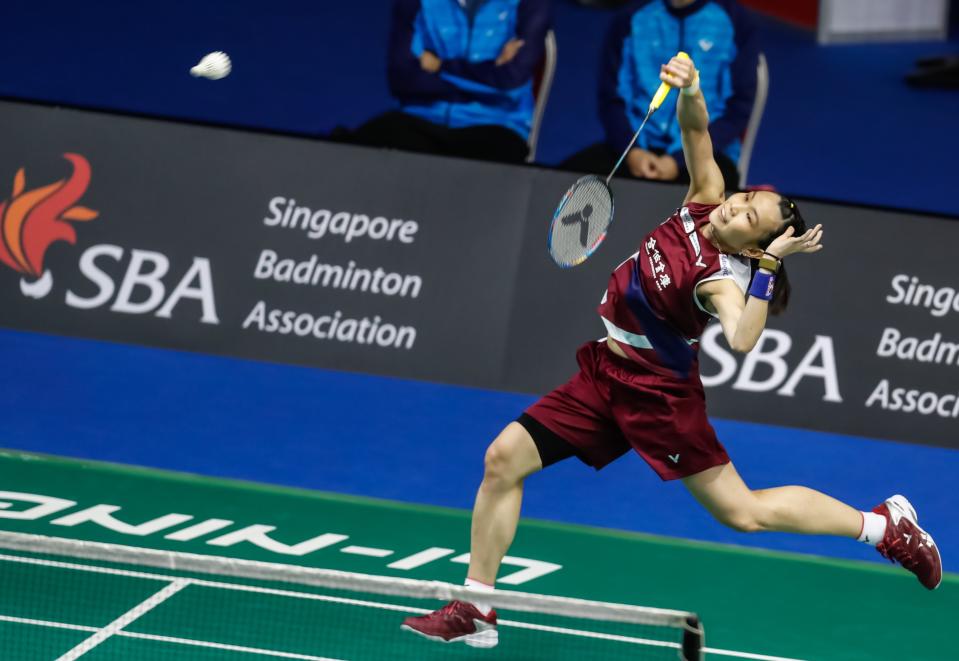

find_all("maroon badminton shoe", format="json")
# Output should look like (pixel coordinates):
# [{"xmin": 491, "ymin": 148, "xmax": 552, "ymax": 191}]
[
  {"xmin": 401, "ymin": 600, "xmax": 498, "ymax": 648},
  {"xmin": 873, "ymin": 495, "xmax": 942, "ymax": 590}
]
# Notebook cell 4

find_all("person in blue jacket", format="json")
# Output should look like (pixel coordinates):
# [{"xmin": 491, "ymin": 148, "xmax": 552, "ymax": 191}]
[
  {"xmin": 563, "ymin": 0, "xmax": 759, "ymax": 185},
  {"xmin": 347, "ymin": 0, "xmax": 552, "ymax": 164}
]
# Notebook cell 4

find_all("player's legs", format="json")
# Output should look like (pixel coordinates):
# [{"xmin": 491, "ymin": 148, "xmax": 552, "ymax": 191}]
[
  {"xmin": 467, "ymin": 422, "xmax": 545, "ymax": 585},
  {"xmin": 682, "ymin": 462, "xmax": 862, "ymax": 536},
  {"xmin": 467, "ymin": 342, "xmax": 624, "ymax": 585},
  {"xmin": 402, "ymin": 342, "xmax": 626, "ymax": 645},
  {"xmin": 683, "ymin": 461, "xmax": 942, "ymax": 589},
  {"xmin": 400, "ymin": 422, "xmax": 560, "ymax": 647}
]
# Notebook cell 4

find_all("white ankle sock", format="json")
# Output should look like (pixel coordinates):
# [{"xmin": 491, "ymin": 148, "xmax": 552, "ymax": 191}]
[
  {"xmin": 464, "ymin": 577, "xmax": 494, "ymax": 616},
  {"xmin": 857, "ymin": 512, "xmax": 887, "ymax": 546}
]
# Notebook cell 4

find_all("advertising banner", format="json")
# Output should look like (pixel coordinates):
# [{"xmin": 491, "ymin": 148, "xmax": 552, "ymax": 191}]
[
  {"xmin": 1, "ymin": 100, "xmax": 956, "ymax": 448},
  {"xmin": 0, "ymin": 101, "xmax": 528, "ymax": 387}
]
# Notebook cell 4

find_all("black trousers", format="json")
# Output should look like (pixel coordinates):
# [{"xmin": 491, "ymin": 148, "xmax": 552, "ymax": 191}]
[
  {"xmin": 340, "ymin": 111, "xmax": 529, "ymax": 164},
  {"xmin": 561, "ymin": 142, "xmax": 741, "ymax": 188}
]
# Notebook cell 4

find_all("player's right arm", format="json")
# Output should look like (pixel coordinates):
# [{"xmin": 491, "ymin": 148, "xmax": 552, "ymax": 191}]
[{"xmin": 659, "ymin": 56, "xmax": 725, "ymax": 205}]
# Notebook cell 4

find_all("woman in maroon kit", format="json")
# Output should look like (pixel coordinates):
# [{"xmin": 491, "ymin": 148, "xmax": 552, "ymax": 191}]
[{"xmin": 403, "ymin": 54, "xmax": 941, "ymax": 649}]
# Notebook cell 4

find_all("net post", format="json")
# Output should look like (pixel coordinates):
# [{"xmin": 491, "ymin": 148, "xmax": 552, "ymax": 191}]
[{"xmin": 682, "ymin": 614, "xmax": 704, "ymax": 661}]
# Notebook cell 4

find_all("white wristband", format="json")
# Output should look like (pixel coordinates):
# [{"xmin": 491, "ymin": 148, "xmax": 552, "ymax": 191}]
[{"xmin": 681, "ymin": 74, "xmax": 700, "ymax": 96}]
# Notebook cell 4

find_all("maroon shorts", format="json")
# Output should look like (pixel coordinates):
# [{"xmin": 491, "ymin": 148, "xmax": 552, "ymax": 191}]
[{"xmin": 524, "ymin": 341, "xmax": 729, "ymax": 480}]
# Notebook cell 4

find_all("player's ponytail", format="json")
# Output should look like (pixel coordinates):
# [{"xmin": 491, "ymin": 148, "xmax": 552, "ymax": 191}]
[{"xmin": 756, "ymin": 196, "xmax": 806, "ymax": 315}]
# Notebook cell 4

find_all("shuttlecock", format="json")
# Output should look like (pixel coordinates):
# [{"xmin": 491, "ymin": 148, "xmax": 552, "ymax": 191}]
[{"xmin": 190, "ymin": 51, "xmax": 232, "ymax": 80}]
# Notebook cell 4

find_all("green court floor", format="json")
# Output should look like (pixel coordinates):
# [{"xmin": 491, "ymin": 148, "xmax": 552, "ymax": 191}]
[
  {"xmin": 0, "ymin": 450, "xmax": 953, "ymax": 660},
  {"xmin": 1, "ymin": 552, "xmax": 691, "ymax": 661}
]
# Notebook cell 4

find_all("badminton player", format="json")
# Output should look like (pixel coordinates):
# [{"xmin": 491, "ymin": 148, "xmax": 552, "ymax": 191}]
[{"xmin": 402, "ymin": 54, "xmax": 942, "ymax": 648}]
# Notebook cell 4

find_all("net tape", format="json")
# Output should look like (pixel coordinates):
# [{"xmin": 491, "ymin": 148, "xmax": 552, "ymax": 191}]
[{"xmin": 0, "ymin": 531, "xmax": 695, "ymax": 630}]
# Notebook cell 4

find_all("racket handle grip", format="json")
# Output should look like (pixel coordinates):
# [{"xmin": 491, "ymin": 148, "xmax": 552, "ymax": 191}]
[{"xmin": 649, "ymin": 51, "xmax": 691, "ymax": 112}]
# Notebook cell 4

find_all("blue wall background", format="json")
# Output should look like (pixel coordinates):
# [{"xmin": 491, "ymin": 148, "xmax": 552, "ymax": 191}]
[{"xmin": 1, "ymin": 1, "xmax": 957, "ymax": 216}]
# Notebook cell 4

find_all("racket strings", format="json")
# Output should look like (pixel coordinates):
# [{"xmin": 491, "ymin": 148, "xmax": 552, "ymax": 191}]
[{"xmin": 549, "ymin": 177, "xmax": 613, "ymax": 267}]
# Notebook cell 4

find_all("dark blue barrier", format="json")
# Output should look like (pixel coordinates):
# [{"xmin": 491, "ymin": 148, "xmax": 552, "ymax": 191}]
[{"xmin": 0, "ymin": 99, "xmax": 957, "ymax": 449}]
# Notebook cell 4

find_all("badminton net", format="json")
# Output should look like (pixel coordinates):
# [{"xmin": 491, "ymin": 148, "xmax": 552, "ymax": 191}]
[{"xmin": 0, "ymin": 531, "xmax": 703, "ymax": 660}]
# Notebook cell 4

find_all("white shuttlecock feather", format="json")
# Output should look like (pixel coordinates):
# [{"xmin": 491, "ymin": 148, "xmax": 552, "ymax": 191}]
[{"xmin": 190, "ymin": 51, "xmax": 232, "ymax": 80}]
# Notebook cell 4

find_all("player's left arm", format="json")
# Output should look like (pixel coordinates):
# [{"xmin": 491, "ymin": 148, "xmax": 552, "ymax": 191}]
[
  {"xmin": 699, "ymin": 225, "xmax": 825, "ymax": 352},
  {"xmin": 697, "ymin": 278, "xmax": 759, "ymax": 353}
]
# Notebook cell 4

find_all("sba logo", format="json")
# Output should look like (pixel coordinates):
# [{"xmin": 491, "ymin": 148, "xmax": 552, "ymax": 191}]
[
  {"xmin": 1, "ymin": 154, "xmax": 218, "ymax": 324},
  {"xmin": 0, "ymin": 153, "xmax": 98, "ymax": 298},
  {"xmin": 701, "ymin": 325, "xmax": 842, "ymax": 402},
  {"xmin": 65, "ymin": 246, "xmax": 219, "ymax": 324}
]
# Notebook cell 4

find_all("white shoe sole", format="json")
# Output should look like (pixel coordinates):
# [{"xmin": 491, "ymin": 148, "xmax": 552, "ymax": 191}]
[{"xmin": 401, "ymin": 624, "xmax": 499, "ymax": 648}]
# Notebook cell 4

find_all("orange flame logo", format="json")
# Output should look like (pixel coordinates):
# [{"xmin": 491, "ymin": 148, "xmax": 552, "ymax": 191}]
[{"xmin": 0, "ymin": 153, "xmax": 98, "ymax": 283}]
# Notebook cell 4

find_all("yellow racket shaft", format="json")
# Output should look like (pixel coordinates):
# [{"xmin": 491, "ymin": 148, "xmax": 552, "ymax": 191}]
[
  {"xmin": 649, "ymin": 51, "xmax": 690, "ymax": 112},
  {"xmin": 605, "ymin": 51, "xmax": 691, "ymax": 183}
]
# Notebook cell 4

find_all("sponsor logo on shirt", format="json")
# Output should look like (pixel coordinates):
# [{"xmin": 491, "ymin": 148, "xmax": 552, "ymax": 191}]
[
  {"xmin": 645, "ymin": 237, "xmax": 672, "ymax": 290},
  {"xmin": 680, "ymin": 207, "xmax": 707, "ymax": 268},
  {"xmin": 718, "ymin": 253, "xmax": 732, "ymax": 277}
]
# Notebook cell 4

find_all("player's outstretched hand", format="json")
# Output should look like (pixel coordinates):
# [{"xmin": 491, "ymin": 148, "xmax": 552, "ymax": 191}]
[
  {"xmin": 766, "ymin": 224, "xmax": 824, "ymax": 259},
  {"xmin": 660, "ymin": 55, "xmax": 697, "ymax": 89}
]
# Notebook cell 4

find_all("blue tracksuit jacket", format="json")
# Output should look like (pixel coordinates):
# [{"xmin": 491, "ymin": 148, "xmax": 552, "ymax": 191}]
[
  {"xmin": 599, "ymin": 0, "xmax": 759, "ymax": 170},
  {"xmin": 388, "ymin": 0, "xmax": 551, "ymax": 139}
]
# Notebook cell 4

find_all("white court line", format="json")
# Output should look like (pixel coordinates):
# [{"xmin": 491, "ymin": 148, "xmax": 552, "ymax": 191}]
[
  {"xmin": 500, "ymin": 618, "xmax": 680, "ymax": 650},
  {"xmin": 0, "ymin": 614, "xmax": 344, "ymax": 660},
  {"xmin": 704, "ymin": 647, "xmax": 806, "ymax": 661},
  {"xmin": 115, "ymin": 631, "xmax": 346, "ymax": 661},
  {"xmin": 387, "ymin": 547, "xmax": 454, "ymax": 569},
  {"xmin": 0, "ymin": 552, "xmax": 177, "ymax": 582},
  {"xmin": 56, "ymin": 579, "xmax": 189, "ymax": 661},
  {"xmin": 0, "ymin": 614, "xmax": 98, "ymax": 633},
  {"xmin": 339, "ymin": 546, "xmax": 393, "ymax": 558},
  {"xmin": 0, "ymin": 552, "xmax": 800, "ymax": 660}
]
